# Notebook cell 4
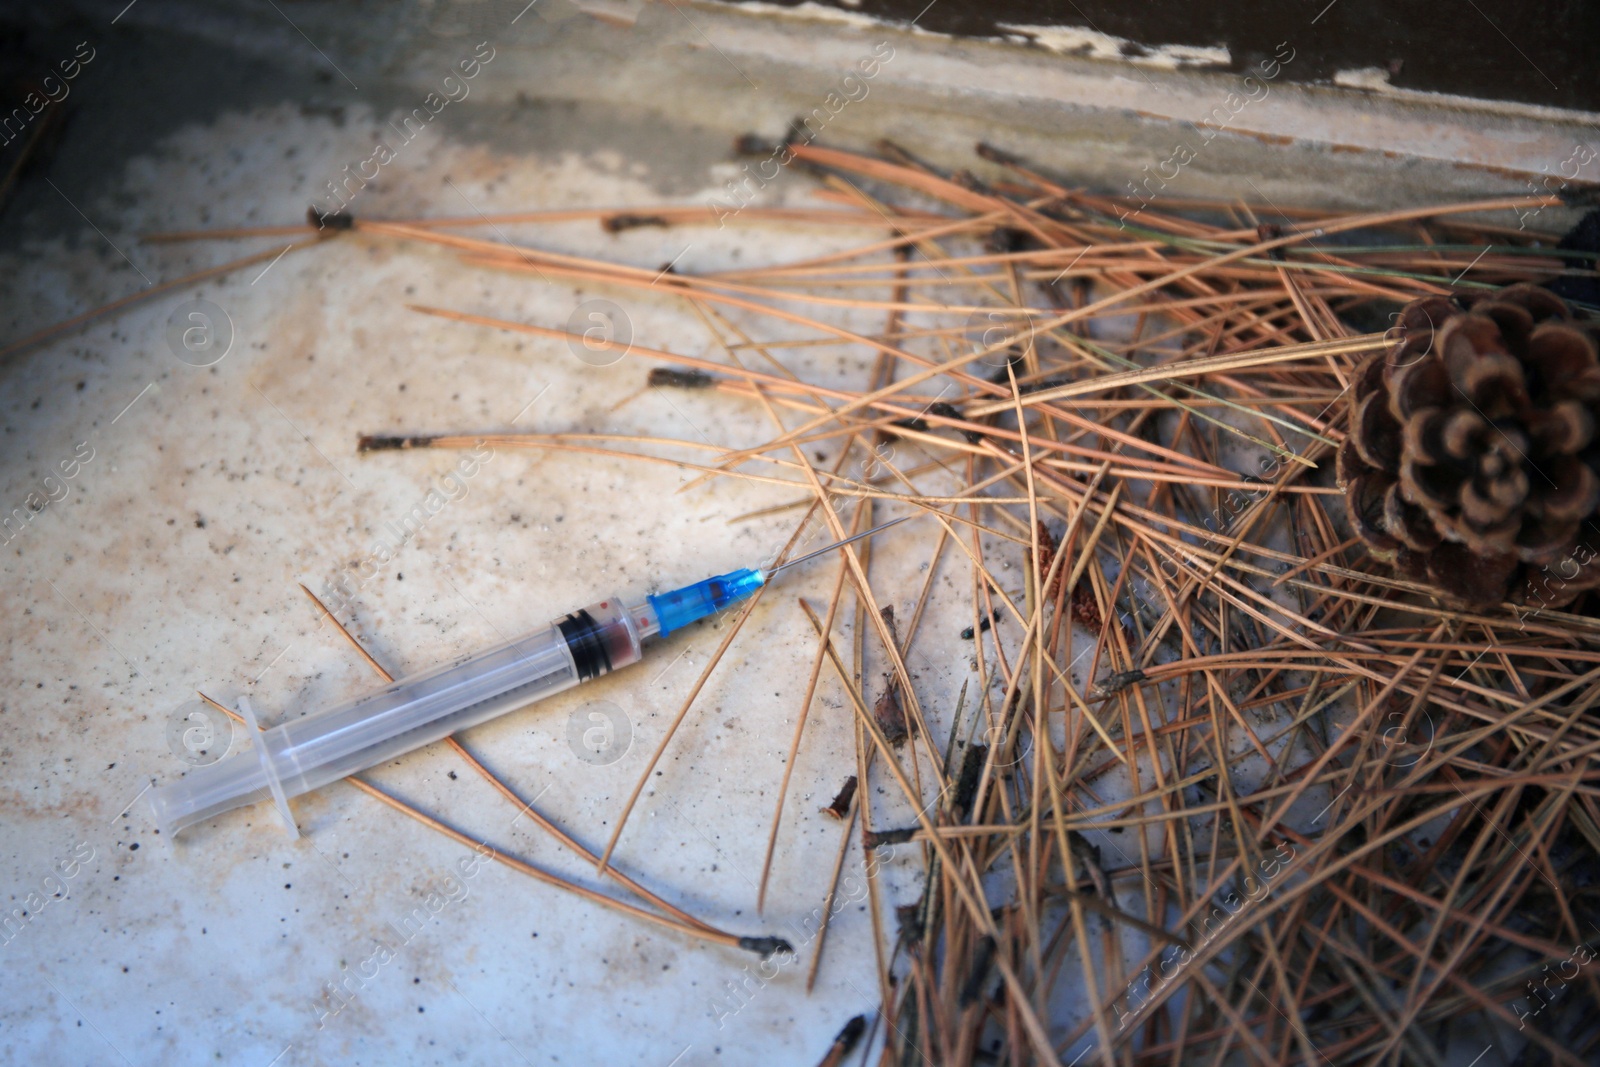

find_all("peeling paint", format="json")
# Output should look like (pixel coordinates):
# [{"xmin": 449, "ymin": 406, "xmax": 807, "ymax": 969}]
[{"xmin": 998, "ymin": 22, "xmax": 1230, "ymax": 70}]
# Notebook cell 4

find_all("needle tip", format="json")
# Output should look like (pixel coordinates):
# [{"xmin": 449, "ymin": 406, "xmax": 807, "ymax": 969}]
[{"xmin": 762, "ymin": 514, "xmax": 917, "ymax": 581}]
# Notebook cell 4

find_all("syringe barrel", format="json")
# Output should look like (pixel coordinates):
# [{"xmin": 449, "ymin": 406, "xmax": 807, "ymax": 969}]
[{"xmin": 149, "ymin": 596, "xmax": 646, "ymax": 837}]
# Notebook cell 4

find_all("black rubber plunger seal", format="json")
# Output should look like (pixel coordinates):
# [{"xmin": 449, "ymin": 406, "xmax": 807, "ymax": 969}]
[{"xmin": 557, "ymin": 609, "xmax": 613, "ymax": 681}]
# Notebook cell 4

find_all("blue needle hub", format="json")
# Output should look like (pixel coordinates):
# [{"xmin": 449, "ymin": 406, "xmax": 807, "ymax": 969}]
[{"xmin": 648, "ymin": 568, "xmax": 767, "ymax": 636}]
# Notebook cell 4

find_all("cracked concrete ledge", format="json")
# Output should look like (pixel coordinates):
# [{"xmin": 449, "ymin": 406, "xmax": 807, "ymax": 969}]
[{"xmin": 55, "ymin": 0, "xmax": 1600, "ymax": 223}]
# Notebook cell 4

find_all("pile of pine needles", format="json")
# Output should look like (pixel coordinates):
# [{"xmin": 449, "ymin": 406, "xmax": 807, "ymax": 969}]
[{"xmin": 100, "ymin": 140, "xmax": 1600, "ymax": 1065}]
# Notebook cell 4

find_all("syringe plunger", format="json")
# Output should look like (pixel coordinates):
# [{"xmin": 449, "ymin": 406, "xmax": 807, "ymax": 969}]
[{"xmin": 149, "ymin": 596, "xmax": 649, "ymax": 837}]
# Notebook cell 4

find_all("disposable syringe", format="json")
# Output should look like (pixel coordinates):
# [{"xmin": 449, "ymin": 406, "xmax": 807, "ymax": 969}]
[{"xmin": 148, "ymin": 518, "xmax": 907, "ymax": 838}]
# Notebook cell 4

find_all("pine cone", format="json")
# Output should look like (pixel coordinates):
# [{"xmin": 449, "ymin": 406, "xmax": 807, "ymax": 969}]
[{"xmin": 1337, "ymin": 285, "xmax": 1600, "ymax": 609}]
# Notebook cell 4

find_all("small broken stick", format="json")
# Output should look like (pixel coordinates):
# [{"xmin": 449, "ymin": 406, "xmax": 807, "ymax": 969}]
[
  {"xmin": 821, "ymin": 775, "xmax": 858, "ymax": 820},
  {"xmin": 601, "ymin": 213, "xmax": 671, "ymax": 233},
  {"xmin": 952, "ymin": 743, "xmax": 987, "ymax": 819},
  {"xmin": 737, "ymin": 935, "xmax": 796, "ymax": 958},
  {"xmin": 873, "ymin": 605, "xmax": 911, "ymax": 744},
  {"xmin": 960, "ymin": 608, "xmax": 1001, "ymax": 640},
  {"xmin": 862, "ymin": 825, "xmax": 917, "ymax": 850},
  {"xmin": 1092, "ymin": 668, "xmax": 1147, "ymax": 697},
  {"xmin": 647, "ymin": 367, "xmax": 715, "ymax": 389},
  {"xmin": 357, "ymin": 434, "xmax": 437, "ymax": 452},
  {"xmin": 815, "ymin": 1015, "xmax": 866, "ymax": 1067}
]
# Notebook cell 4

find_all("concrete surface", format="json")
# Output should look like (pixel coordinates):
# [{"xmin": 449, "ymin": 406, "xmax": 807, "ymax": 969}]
[{"xmin": 0, "ymin": 13, "xmax": 962, "ymax": 1067}]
